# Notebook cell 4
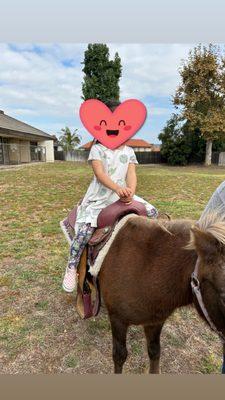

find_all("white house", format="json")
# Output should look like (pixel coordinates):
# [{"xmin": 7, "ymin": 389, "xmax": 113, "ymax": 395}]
[{"xmin": 0, "ymin": 110, "xmax": 54, "ymax": 165}]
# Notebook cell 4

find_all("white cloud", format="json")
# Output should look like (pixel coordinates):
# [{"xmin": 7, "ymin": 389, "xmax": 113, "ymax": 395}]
[
  {"xmin": 0, "ymin": 43, "xmax": 194, "ymax": 141},
  {"xmin": 108, "ymin": 44, "xmax": 192, "ymax": 99},
  {"xmin": 5, "ymin": 107, "xmax": 39, "ymax": 117},
  {"xmin": 0, "ymin": 44, "xmax": 86, "ymax": 119}
]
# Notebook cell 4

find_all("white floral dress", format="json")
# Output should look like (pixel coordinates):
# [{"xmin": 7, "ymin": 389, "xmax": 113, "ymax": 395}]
[{"xmin": 74, "ymin": 142, "xmax": 157, "ymax": 234}]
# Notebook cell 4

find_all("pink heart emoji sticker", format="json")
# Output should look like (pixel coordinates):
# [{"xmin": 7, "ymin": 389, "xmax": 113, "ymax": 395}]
[{"xmin": 79, "ymin": 99, "xmax": 147, "ymax": 150}]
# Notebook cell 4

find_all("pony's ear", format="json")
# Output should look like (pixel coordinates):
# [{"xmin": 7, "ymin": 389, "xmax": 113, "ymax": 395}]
[{"xmin": 189, "ymin": 226, "xmax": 219, "ymax": 262}]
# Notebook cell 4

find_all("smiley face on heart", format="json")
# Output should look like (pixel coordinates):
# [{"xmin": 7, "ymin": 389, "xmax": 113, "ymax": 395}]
[{"xmin": 79, "ymin": 99, "xmax": 147, "ymax": 150}]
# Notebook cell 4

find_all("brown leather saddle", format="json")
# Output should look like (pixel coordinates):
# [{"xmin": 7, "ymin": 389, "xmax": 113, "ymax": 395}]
[{"xmin": 60, "ymin": 199, "xmax": 170, "ymax": 319}]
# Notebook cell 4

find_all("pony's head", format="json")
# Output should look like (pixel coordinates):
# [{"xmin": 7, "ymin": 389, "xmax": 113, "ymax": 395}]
[{"xmin": 187, "ymin": 212, "xmax": 225, "ymax": 332}]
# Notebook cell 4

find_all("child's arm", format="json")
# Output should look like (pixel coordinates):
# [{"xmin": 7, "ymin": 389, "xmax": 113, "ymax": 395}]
[
  {"xmin": 91, "ymin": 160, "xmax": 132, "ymax": 198},
  {"xmin": 126, "ymin": 163, "xmax": 137, "ymax": 197}
]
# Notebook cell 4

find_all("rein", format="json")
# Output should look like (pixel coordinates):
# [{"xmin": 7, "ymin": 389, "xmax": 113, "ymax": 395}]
[{"xmin": 191, "ymin": 258, "xmax": 225, "ymax": 343}]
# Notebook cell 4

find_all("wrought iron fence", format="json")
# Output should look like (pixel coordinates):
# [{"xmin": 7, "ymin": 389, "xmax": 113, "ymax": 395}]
[{"xmin": 0, "ymin": 143, "xmax": 46, "ymax": 165}]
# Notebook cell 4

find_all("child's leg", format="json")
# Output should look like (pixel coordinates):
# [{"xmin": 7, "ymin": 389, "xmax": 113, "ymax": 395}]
[
  {"xmin": 62, "ymin": 222, "xmax": 95, "ymax": 292},
  {"xmin": 132, "ymin": 194, "xmax": 158, "ymax": 218},
  {"xmin": 68, "ymin": 223, "xmax": 95, "ymax": 269},
  {"xmin": 146, "ymin": 205, "xmax": 158, "ymax": 219}
]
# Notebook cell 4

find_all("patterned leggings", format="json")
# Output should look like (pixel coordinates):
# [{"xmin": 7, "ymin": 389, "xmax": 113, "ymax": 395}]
[
  {"xmin": 146, "ymin": 205, "xmax": 158, "ymax": 219},
  {"xmin": 67, "ymin": 223, "xmax": 95, "ymax": 270}
]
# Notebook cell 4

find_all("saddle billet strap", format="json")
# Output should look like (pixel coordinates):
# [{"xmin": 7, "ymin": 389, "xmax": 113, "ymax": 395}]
[
  {"xmin": 76, "ymin": 244, "xmax": 101, "ymax": 319},
  {"xmin": 77, "ymin": 285, "xmax": 93, "ymax": 319},
  {"xmin": 81, "ymin": 276, "xmax": 100, "ymax": 319},
  {"xmin": 191, "ymin": 258, "xmax": 225, "ymax": 343}
]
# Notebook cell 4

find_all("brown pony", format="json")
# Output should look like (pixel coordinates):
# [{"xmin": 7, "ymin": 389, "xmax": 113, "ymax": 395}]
[{"xmin": 99, "ymin": 213, "xmax": 225, "ymax": 373}]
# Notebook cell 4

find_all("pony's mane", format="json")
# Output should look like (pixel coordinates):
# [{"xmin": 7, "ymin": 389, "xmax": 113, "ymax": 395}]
[
  {"xmin": 187, "ymin": 211, "xmax": 225, "ymax": 249},
  {"xmin": 155, "ymin": 219, "xmax": 174, "ymax": 236}
]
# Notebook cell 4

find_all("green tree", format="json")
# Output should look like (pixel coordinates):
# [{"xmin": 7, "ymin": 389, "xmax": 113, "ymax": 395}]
[
  {"xmin": 159, "ymin": 114, "xmax": 192, "ymax": 166},
  {"xmin": 159, "ymin": 115, "xmax": 225, "ymax": 165},
  {"xmin": 59, "ymin": 127, "xmax": 81, "ymax": 152},
  {"xmin": 81, "ymin": 44, "xmax": 122, "ymax": 103},
  {"xmin": 173, "ymin": 44, "xmax": 225, "ymax": 165}
]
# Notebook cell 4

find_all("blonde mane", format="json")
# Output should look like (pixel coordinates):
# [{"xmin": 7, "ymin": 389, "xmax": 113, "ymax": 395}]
[{"xmin": 187, "ymin": 211, "xmax": 225, "ymax": 249}]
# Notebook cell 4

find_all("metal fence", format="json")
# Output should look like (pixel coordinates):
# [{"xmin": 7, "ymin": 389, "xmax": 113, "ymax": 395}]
[
  {"xmin": 212, "ymin": 151, "xmax": 220, "ymax": 164},
  {"xmin": 54, "ymin": 150, "xmax": 65, "ymax": 161},
  {"xmin": 135, "ymin": 151, "xmax": 165, "ymax": 164},
  {"xmin": 53, "ymin": 148, "xmax": 225, "ymax": 166},
  {"xmin": 54, "ymin": 149, "xmax": 165, "ymax": 164},
  {"xmin": 0, "ymin": 143, "xmax": 46, "ymax": 165}
]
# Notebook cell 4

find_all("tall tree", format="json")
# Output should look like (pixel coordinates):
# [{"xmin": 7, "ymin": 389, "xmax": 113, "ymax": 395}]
[
  {"xmin": 159, "ymin": 114, "xmax": 192, "ymax": 165},
  {"xmin": 59, "ymin": 127, "xmax": 81, "ymax": 151},
  {"xmin": 173, "ymin": 44, "xmax": 225, "ymax": 165},
  {"xmin": 159, "ymin": 115, "xmax": 225, "ymax": 166},
  {"xmin": 81, "ymin": 44, "xmax": 122, "ymax": 103}
]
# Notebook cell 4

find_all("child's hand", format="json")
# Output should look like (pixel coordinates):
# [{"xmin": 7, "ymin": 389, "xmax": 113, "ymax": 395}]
[
  {"xmin": 120, "ymin": 187, "xmax": 135, "ymax": 203},
  {"xmin": 120, "ymin": 195, "xmax": 132, "ymax": 203},
  {"xmin": 116, "ymin": 186, "xmax": 135, "ymax": 203},
  {"xmin": 127, "ymin": 187, "xmax": 135, "ymax": 198},
  {"xmin": 116, "ymin": 186, "xmax": 132, "ymax": 199}
]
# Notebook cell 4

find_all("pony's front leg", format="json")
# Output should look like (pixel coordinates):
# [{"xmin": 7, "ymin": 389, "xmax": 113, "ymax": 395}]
[
  {"xmin": 110, "ymin": 316, "xmax": 128, "ymax": 374},
  {"xmin": 144, "ymin": 324, "xmax": 163, "ymax": 374}
]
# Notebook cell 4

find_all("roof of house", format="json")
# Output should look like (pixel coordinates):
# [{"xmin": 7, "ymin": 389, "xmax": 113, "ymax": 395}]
[
  {"xmin": 0, "ymin": 110, "xmax": 53, "ymax": 139},
  {"xmin": 52, "ymin": 134, "xmax": 59, "ymax": 143},
  {"xmin": 151, "ymin": 145, "xmax": 161, "ymax": 152},
  {"xmin": 80, "ymin": 138, "xmax": 153, "ymax": 150}
]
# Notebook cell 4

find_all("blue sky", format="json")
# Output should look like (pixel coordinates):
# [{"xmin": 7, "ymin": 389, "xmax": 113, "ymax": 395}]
[{"xmin": 0, "ymin": 43, "xmax": 195, "ymax": 144}]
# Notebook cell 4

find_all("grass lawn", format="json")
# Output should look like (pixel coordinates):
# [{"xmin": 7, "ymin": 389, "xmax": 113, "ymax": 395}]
[{"xmin": 1, "ymin": 161, "xmax": 225, "ymax": 374}]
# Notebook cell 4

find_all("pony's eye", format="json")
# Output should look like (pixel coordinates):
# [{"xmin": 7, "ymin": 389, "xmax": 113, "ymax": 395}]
[
  {"xmin": 100, "ymin": 120, "xmax": 107, "ymax": 126},
  {"xmin": 118, "ymin": 120, "xmax": 126, "ymax": 126}
]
